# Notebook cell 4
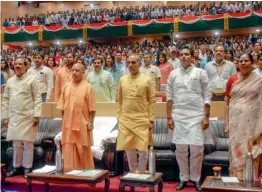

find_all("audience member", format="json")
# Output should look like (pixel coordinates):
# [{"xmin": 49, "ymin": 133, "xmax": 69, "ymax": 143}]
[{"xmin": 3, "ymin": 2, "xmax": 262, "ymax": 27}]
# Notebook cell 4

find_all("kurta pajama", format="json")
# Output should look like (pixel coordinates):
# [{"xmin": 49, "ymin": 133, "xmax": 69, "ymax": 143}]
[
  {"xmin": 117, "ymin": 73, "xmax": 155, "ymax": 171},
  {"xmin": 55, "ymin": 66, "xmax": 72, "ymax": 101},
  {"xmin": 87, "ymin": 69, "xmax": 116, "ymax": 102},
  {"xmin": 2, "ymin": 72, "xmax": 42, "ymax": 168},
  {"xmin": 166, "ymin": 65, "xmax": 211, "ymax": 182}
]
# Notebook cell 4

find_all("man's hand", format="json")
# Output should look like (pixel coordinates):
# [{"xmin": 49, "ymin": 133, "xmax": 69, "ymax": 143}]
[
  {"xmin": 87, "ymin": 123, "xmax": 94, "ymax": 131},
  {"xmin": 167, "ymin": 118, "xmax": 174, "ymax": 130},
  {"xmin": 149, "ymin": 121, "xmax": 154, "ymax": 131},
  {"xmin": 33, "ymin": 117, "xmax": 39, "ymax": 127},
  {"xmin": 3, "ymin": 119, "xmax": 8, "ymax": 128},
  {"xmin": 202, "ymin": 116, "xmax": 209, "ymax": 131},
  {"xmin": 224, "ymin": 124, "xmax": 229, "ymax": 134}
]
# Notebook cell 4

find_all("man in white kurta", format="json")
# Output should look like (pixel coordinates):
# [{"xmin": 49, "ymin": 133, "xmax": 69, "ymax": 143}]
[
  {"xmin": 168, "ymin": 47, "xmax": 181, "ymax": 69},
  {"xmin": 140, "ymin": 53, "xmax": 161, "ymax": 91},
  {"xmin": 2, "ymin": 58, "xmax": 42, "ymax": 178},
  {"xmin": 27, "ymin": 54, "xmax": 54, "ymax": 102},
  {"xmin": 87, "ymin": 58, "xmax": 116, "ymax": 102},
  {"xmin": 166, "ymin": 47, "xmax": 211, "ymax": 191}
]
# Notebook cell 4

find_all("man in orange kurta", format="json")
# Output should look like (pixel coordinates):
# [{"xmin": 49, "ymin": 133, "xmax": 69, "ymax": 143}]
[
  {"xmin": 57, "ymin": 63, "xmax": 96, "ymax": 169},
  {"xmin": 55, "ymin": 52, "xmax": 74, "ymax": 101}
]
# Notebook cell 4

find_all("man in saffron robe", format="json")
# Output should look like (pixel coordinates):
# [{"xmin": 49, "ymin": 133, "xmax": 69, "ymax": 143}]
[{"xmin": 57, "ymin": 63, "xmax": 96, "ymax": 169}]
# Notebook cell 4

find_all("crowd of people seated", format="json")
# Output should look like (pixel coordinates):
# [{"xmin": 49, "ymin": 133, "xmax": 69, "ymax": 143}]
[{"xmin": 3, "ymin": 1, "xmax": 262, "ymax": 27}]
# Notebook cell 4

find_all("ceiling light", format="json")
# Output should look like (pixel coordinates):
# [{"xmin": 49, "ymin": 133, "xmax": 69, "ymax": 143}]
[
  {"xmin": 79, "ymin": 40, "xmax": 83, "ymax": 43},
  {"xmin": 256, "ymin": 29, "xmax": 260, "ymax": 32},
  {"xmin": 56, "ymin": 41, "xmax": 60, "ymax": 45},
  {"xmin": 90, "ymin": 4, "xmax": 94, "ymax": 7},
  {"xmin": 175, "ymin": 34, "xmax": 179, "ymax": 38},
  {"xmin": 28, "ymin": 42, "xmax": 32, "ymax": 46},
  {"xmin": 214, "ymin": 32, "xmax": 219, "ymax": 35}
]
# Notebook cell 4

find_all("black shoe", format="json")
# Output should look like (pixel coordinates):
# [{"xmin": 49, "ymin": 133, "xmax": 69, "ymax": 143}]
[
  {"xmin": 23, "ymin": 168, "xmax": 31, "ymax": 179},
  {"xmin": 176, "ymin": 181, "xmax": 187, "ymax": 191},
  {"xmin": 192, "ymin": 181, "xmax": 201, "ymax": 191},
  {"xmin": 7, "ymin": 167, "xmax": 23, "ymax": 177}
]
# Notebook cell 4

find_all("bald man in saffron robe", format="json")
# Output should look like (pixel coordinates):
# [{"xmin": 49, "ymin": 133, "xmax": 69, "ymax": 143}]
[{"xmin": 57, "ymin": 63, "xmax": 96, "ymax": 169}]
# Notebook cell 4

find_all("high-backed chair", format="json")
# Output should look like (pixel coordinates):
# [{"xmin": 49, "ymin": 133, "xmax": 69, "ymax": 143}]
[
  {"xmin": 5, "ymin": 118, "xmax": 62, "ymax": 170},
  {"xmin": 122, "ymin": 118, "xmax": 178, "ymax": 181},
  {"xmin": 202, "ymin": 118, "xmax": 229, "ymax": 179}
]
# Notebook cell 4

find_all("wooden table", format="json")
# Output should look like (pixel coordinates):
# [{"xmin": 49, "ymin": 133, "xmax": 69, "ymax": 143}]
[
  {"xmin": 27, "ymin": 169, "xmax": 110, "ymax": 192},
  {"xmin": 201, "ymin": 176, "xmax": 262, "ymax": 192},
  {"xmin": 119, "ymin": 172, "xmax": 163, "ymax": 192},
  {"xmin": 1, "ymin": 164, "xmax": 7, "ymax": 191}
]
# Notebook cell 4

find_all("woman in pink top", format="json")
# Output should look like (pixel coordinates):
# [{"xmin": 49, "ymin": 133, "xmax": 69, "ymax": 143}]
[
  {"xmin": 47, "ymin": 57, "xmax": 59, "ymax": 94},
  {"xmin": 157, "ymin": 52, "xmax": 174, "ymax": 84},
  {"xmin": 47, "ymin": 57, "xmax": 59, "ymax": 79},
  {"xmin": 156, "ymin": 52, "xmax": 174, "ymax": 102}
]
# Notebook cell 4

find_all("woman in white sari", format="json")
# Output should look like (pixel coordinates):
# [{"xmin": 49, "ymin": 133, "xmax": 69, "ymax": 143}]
[{"xmin": 225, "ymin": 53, "xmax": 262, "ymax": 181}]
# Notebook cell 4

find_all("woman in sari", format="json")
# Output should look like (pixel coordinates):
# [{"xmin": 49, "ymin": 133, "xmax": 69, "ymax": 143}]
[{"xmin": 225, "ymin": 53, "xmax": 262, "ymax": 181}]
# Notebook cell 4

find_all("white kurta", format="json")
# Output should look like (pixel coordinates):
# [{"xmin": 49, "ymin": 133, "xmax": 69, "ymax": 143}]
[
  {"xmin": 87, "ymin": 69, "xmax": 116, "ymax": 102},
  {"xmin": 140, "ymin": 64, "xmax": 162, "ymax": 90},
  {"xmin": 166, "ymin": 65, "xmax": 211, "ymax": 145},
  {"xmin": 2, "ymin": 73, "xmax": 42, "ymax": 142},
  {"xmin": 27, "ymin": 65, "xmax": 54, "ymax": 100}
]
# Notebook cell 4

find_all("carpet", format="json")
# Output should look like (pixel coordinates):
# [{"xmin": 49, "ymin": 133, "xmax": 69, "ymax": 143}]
[{"xmin": 2, "ymin": 175, "xmax": 198, "ymax": 192}]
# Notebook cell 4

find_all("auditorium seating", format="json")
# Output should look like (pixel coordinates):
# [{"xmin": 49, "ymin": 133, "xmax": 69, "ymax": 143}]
[
  {"xmin": 117, "ymin": 117, "xmax": 229, "ymax": 181},
  {"xmin": 202, "ymin": 118, "xmax": 229, "ymax": 179},
  {"xmin": 1, "ymin": 117, "xmax": 122, "ymax": 176}
]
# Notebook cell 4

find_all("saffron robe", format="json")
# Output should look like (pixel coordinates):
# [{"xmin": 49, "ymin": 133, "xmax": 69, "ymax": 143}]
[{"xmin": 57, "ymin": 80, "xmax": 96, "ymax": 169}]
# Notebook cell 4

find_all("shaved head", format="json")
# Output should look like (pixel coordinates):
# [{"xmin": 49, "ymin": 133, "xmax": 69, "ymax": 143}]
[
  {"xmin": 73, "ymin": 63, "xmax": 85, "ymax": 72},
  {"xmin": 72, "ymin": 63, "xmax": 86, "ymax": 83}
]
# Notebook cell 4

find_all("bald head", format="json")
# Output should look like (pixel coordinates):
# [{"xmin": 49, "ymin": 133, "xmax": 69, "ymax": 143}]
[
  {"xmin": 73, "ymin": 63, "xmax": 85, "ymax": 71},
  {"xmin": 72, "ymin": 63, "xmax": 86, "ymax": 83}
]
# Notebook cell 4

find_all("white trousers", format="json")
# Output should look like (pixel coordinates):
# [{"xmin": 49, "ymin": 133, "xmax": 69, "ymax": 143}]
[
  {"xmin": 175, "ymin": 144, "xmax": 204, "ymax": 182},
  {"xmin": 126, "ymin": 150, "xmax": 148, "ymax": 172},
  {"xmin": 13, "ymin": 140, "xmax": 34, "ymax": 169}
]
